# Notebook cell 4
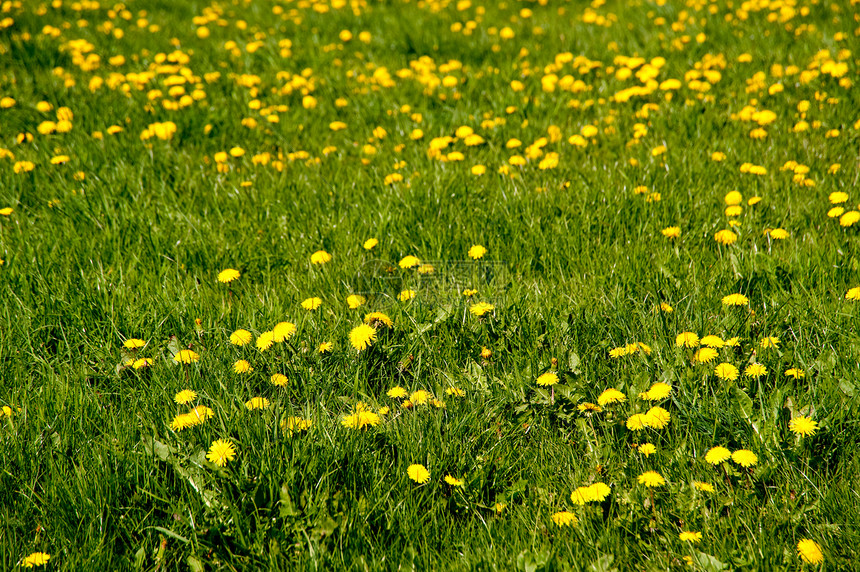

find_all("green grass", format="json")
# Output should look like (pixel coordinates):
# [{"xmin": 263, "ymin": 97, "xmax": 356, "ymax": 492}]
[{"xmin": 0, "ymin": 0, "xmax": 858, "ymax": 569}]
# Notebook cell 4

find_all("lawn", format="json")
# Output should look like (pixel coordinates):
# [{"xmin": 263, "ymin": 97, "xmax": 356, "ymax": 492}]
[{"xmin": 0, "ymin": 0, "xmax": 858, "ymax": 569}]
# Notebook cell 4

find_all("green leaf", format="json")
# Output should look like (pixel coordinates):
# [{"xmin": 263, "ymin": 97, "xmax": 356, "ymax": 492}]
[{"xmin": 187, "ymin": 555, "xmax": 205, "ymax": 572}]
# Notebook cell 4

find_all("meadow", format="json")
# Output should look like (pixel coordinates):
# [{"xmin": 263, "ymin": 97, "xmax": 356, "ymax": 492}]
[{"xmin": 0, "ymin": 0, "xmax": 858, "ymax": 569}]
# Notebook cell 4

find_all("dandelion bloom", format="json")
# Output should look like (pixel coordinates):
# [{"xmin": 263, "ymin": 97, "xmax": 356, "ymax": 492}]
[
  {"xmin": 256, "ymin": 331, "xmax": 275, "ymax": 351},
  {"xmin": 570, "ymin": 486, "xmax": 592, "ymax": 505},
  {"xmin": 679, "ymin": 531, "xmax": 702, "ymax": 542},
  {"xmin": 398, "ymin": 289, "xmax": 416, "ymax": 302},
  {"xmin": 759, "ymin": 336, "xmax": 779, "ymax": 349},
  {"xmin": 206, "ymin": 439, "xmax": 237, "ymax": 467},
  {"xmin": 627, "ymin": 414, "xmax": 648, "ymax": 430},
  {"xmin": 218, "ymin": 268, "xmax": 241, "ymax": 283},
  {"xmin": 245, "ymin": 397, "xmax": 270, "ymax": 410},
  {"xmin": 789, "ymin": 416, "xmax": 818, "ymax": 437},
  {"xmin": 282, "ymin": 416, "xmax": 312, "ymax": 436},
  {"xmin": 638, "ymin": 471, "xmax": 666, "ymax": 487},
  {"xmin": 174, "ymin": 389, "xmax": 197, "ymax": 404},
  {"xmin": 845, "ymin": 287, "xmax": 860, "ymax": 300},
  {"xmin": 407, "ymin": 463, "xmax": 431, "ymax": 484},
  {"xmin": 638, "ymin": 443, "xmax": 657, "ymax": 456},
  {"xmin": 21, "ymin": 552, "xmax": 51, "ymax": 567},
  {"xmin": 350, "ymin": 324, "xmax": 377, "ymax": 351},
  {"xmin": 660, "ymin": 225, "xmax": 682, "ymax": 239},
  {"xmin": 744, "ymin": 363, "xmax": 767, "ymax": 378},
  {"xmin": 769, "ymin": 228, "xmax": 789, "ymax": 240},
  {"xmin": 302, "ymin": 297, "xmax": 322, "ymax": 310},
  {"xmin": 399, "ymin": 255, "xmax": 420, "ymax": 269},
  {"xmin": 410, "ymin": 390, "xmax": 431, "ymax": 405},
  {"xmin": 829, "ymin": 191, "xmax": 849, "ymax": 204},
  {"xmin": 310, "ymin": 250, "xmax": 332, "ymax": 265},
  {"xmin": 229, "ymin": 329, "xmax": 252, "ymax": 346},
  {"xmin": 347, "ymin": 294, "xmax": 366, "ymax": 309},
  {"xmin": 578, "ymin": 402, "xmax": 602, "ymax": 413},
  {"xmin": 273, "ymin": 322, "xmax": 296, "ymax": 342},
  {"xmin": 233, "ymin": 359, "xmax": 253, "ymax": 374},
  {"xmin": 784, "ymin": 368, "xmax": 805, "ymax": 379},
  {"xmin": 468, "ymin": 245, "xmax": 487, "ymax": 259},
  {"xmin": 444, "ymin": 475, "xmax": 464, "ymax": 487},
  {"xmin": 714, "ymin": 229, "xmax": 738, "ymax": 245},
  {"xmin": 797, "ymin": 539, "xmax": 823, "ymax": 564},
  {"xmin": 387, "ymin": 386, "xmax": 408, "ymax": 399},
  {"xmin": 469, "ymin": 302, "xmax": 495, "ymax": 317},
  {"xmin": 123, "ymin": 338, "xmax": 146, "ymax": 349},
  {"xmin": 588, "ymin": 482, "xmax": 611, "ymax": 501},
  {"xmin": 598, "ymin": 388, "xmax": 626, "ymax": 406},
  {"xmin": 722, "ymin": 293, "xmax": 749, "ymax": 306},
  {"xmin": 493, "ymin": 502, "xmax": 507, "ymax": 513},
  {"xmin": 732, "ymin": 449, "xmax": 758, "ymax": 467},
  {"xmin": 645, "ymin": 406, "xmax": 671, "ymax": 429},
  {"xmin": 363, "ymin": 238, "xmax": 378, "ymax": 250},
  {"xmin": 725, "ymin": 191, "xmax": 743, "ymax": 205},
  {"xmin": 133, "ymin": 358, "xmax": 152, "ymax": 369},
  {"xmin": 693, "ymin": 481, "xmax": 715, "ymax": 492},
  {"xmin": 318, "ymin": 342, "xmax": 333, "ymax": 353},
  {"xmin": 0, "ymin": 207, "xmax": 13, "ymax": 216},
  {"xmin": 364, "ymin": 312, "xmax": 393, "ymax": 328},
  {"xmin": 840, "ymin": 211, "xmax": 860, "ymax": 227},
  {"xmin": 537, "ymin": 372, "xmax": 559, "ymax": 386},
  {"xmin": 714, "ymin": 363, "xmax": 739, "ymax": 381},
  {"xmin": 342, "ymin": 410, "xmax": 381, "ymax": 429},
  {"xmin": 701, "ymin": 335, "xmax": 725, "ymax": 348},
  {"xmin": 445, "ymin": 387, "xmax": 465, "ymax": 397},
  {"xmin": 705, "ymin": 446, "xmax": 731, "ymax": 465},
  {"xmin": 675, "ymin": 332, "xmax": 699, "ymax": 348},
  {"xmin": 693, "ymin": 347, "xmax": 718, "ymax": 364},
  {"xmin": 174, "ymin": 349, "xmax": 200, "ymax": 364},
  {"xmin": 552, "ymin": 511, "xmax": 578, "ymax": 527},
  {"xmin": 270, "ymin": 373, "xmax": 289, "ymax": 387}
]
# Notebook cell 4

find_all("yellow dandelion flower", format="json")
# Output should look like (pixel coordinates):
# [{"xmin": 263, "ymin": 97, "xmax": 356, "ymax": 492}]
[
  {"xmin": 645, "ymin": 406, "xmax": 671, "ymax": 429},
  {"xmin": 679, "ymin": 531, "xmax": 702, "ymax": 542},
  {"xmin": 840, "ymin": 211, "xmax": 860, "ymax": 227},
  {"xmin": 694, "ymin": 347, "xmax": 718, "ymax": 364},
  {"xmin": 536, "ymin": 372, "xmax": 559, "ymax": 386},
  {"xmin": 640, "ymin": 382, "xmax": 671, "ymax": 401},
  {"xmin": 445, "ymin": 387, "xmax": 465, "ymax": 397},
  {"xmin": 597, "ymin": 388, "xmax": 626, "ymax": 406},
  {"xmin": 363, "ymin": 238, "xmax": 378, "ymax": 250},
  {"xmin": 407, "ymin": 463, "xmax": 431, "ymax": 484},
  {"xmin": 552, "ymin": 511, "xmax": 578, "ymax": 527},
  {"xmin": 784, "ymin": 368, "xmax": 805, "ymax": 379},
  {"xmin": 705, "ymin": 446, "xmax": 731, "ymax": 465},
  {"xmin": 271, "ymin": 373, "xmax": 289, "ymax": 387},
  {"xmin": 347, "ymin": 294, "xmax": 366, "ymax": 309},
  {"xmin": 206, "ymin": 439, "xmax": 237, "ymax": 467},
  {"xmin": 21, "ymin": 552, "xmax": 51, "ymax": 567},
  {"xmin": 693, "ymin": 481, "xmax": 715, "ymax": 492},
  {"xmin": 398, "ymin": 289, "xmax": 416, "ymax": 302},
  {"xmin": 638, "ymin": 443, "xmax": 657, "ymax": 456},
  {"xmin": 123, "ymin": 338, "xmax": 146, "ymax": 349},
  {"xmin": 722, "ymin": 293, "xmax": 749, "ymax": 306},
  {"xmin": 256, "ymin": 331, "xmax": 275, "ymax": 351},
  {"xmin": 174, "ymin": 389, "xmax": 197, "ymax": 404},
  {"xmin": 627, "ymin": 413, "xmax": 649, "ymax": 430},
  {"xmin": 218, "ymin": 268, "xmax": 241, "ymax": 283},
  {"xmin": 797, "ymin": 539, "xmax": 823, "ymax": 564},
  {"xmin": 310, "ymin": 250, "xmax": 332, "ymax": 265},
  {"xmin": 349, "ymin": 324, "xmax": 377, "ymax": 351},
  {"xmin": 387, "ymin": 386, "xmax": 408, "ymax": 399},
  {"xmin": 714, "ymin": 363, "xmax": 739, "ymax": 381},
  {"xmin": 410, "ymin": 390, "xmax": 431, "ymax": 405},
  {"xmin": 469, "ymin": 302, "xmax": 495, "ymax": 317},
  {"xmin": 302, "ymin": 297, "xmax": 322, "ymax": 310},
  {"xmin": 318, "ymin": 341, "xmax": 333, "ymax": 354},
  {"xmin": 731, "ymin": 449, "xmax": 758, "ymax": 467},
  {"xmin": 174, "ymin": 349, "xmax": 200, "ymax": 364},
  {"xmin": 661, "ymin": 226, "xmax": 681, "ymax": 238},
  {"xmin": 273, "ymin": 322, "xmax": 296, "ymax": 342},
  {"xmin": 232, "ymin": 359, "xmax": 252, "ymax": 374},
  {"xmin": 578, "ymin": 402, "xmax": 602, "ymax": 413},
  {"xmin": 399, "ymin": 255, "xmax": 420, "ymax": 269},
  {"xmin": 245, "ymin": 397, "xmax": 270, "ymax": 410},
  {"xmin": 364, "ymin": 312, "xmax": 393, "ymax": 327},
  {"xmin": 468, "ymin": 245, "xmax": 488, "ymax": 259},
  {"xmin": 676, "ymin": 332, "xmax": 700, "ymax": 348},
  {"xmin": 789, "ymin": 416, "xmax": 818, "ymax": 437},
  {"xmin": 700, "ymin": 335, "xmax": 725, "ymax": 348},
  {"xmin": 714, "ymin": 229, "xmax": 738, "ymax": 245},
  {"xmin": 444, "ymin": 475, "xmax": 464, "ymax": 487},
  {"xmin": 229, "ymin": 329, "xmax": 252, "ymax": 346},
  {"xmin": 744, "ymin": 363, "xmax": 767, "ymax": 378},
  {"xmin": 638, "ymin": 471, "xmax": 665, "ymax": 487},
  {"xmin": 845, "ymin": 287, "xmax": 860, "ymax": 300}
]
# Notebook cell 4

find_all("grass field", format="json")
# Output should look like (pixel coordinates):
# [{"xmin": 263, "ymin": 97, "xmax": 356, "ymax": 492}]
[{"xmin": 1, "ymin": 0, "xmax": 858, "ymax": 569}]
